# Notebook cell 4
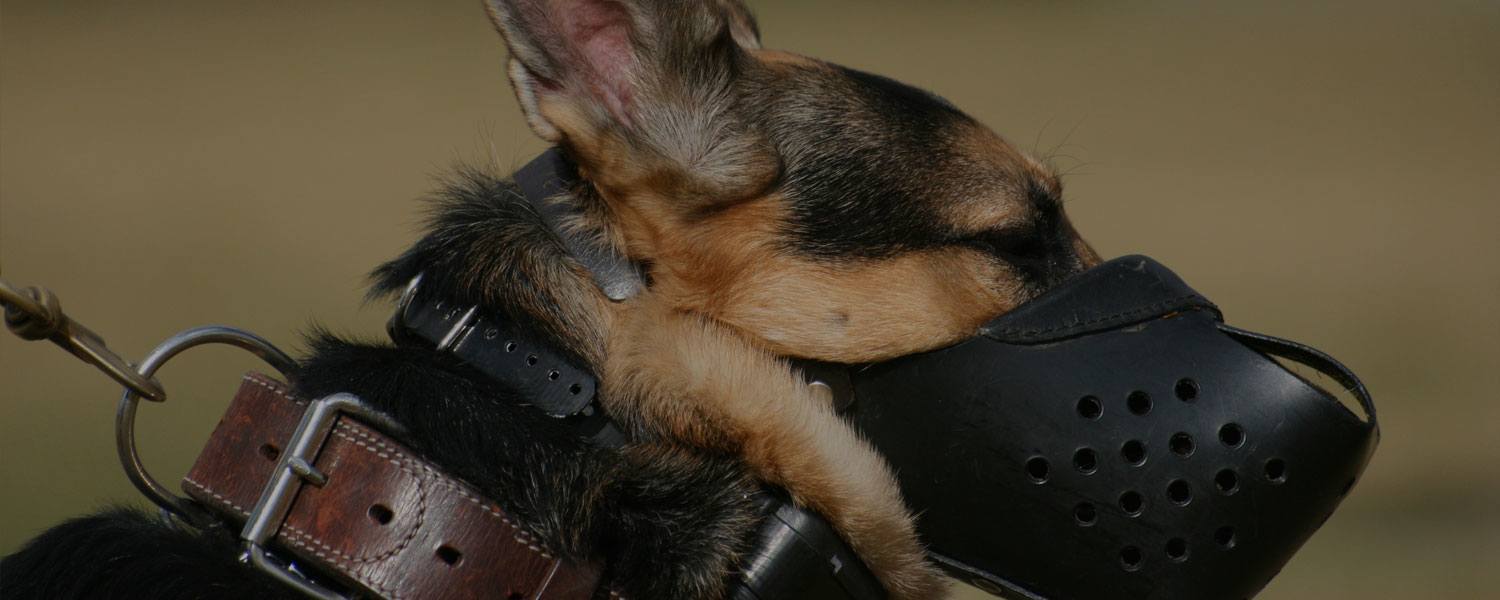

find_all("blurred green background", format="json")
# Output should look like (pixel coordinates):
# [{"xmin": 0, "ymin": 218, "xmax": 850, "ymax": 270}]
[{"xmin": 2, "ymin": 1, "xmax": 1496, "ymax": 598}]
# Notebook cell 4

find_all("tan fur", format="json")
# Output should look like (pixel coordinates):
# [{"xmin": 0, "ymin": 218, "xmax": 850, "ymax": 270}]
[
  {"xmin": 603, "ymin": 296, "xmax": 949, "ymax": 599},
  {"xmin": 1073, "ymin": 234, "xmax": 1104, "ymax": 268},
  {"xmin": 702, "ymin": 249, "xmax": 1017, "ymax": 361},
  {"xmin": 751, "ymin": 48, "xmax": 821, "ymax": 67},
  {"xmin": 591, "ymin": 186, "xmax": 1018, "ymax": 362},
  {"xmin": 937, "ymin": 123, "xmax": 1061, "ymax": 236}
]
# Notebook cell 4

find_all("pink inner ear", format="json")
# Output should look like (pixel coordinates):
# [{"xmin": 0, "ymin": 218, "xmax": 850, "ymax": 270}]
[{"xmin": 552, "ymin": 0, "xmax": 637, "ymax": 125}]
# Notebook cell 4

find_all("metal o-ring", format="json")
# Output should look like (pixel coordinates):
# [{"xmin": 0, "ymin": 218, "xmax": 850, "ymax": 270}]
[{"xmin": 116, "ymin": 326, "xmax": 297, "ymax": 525}]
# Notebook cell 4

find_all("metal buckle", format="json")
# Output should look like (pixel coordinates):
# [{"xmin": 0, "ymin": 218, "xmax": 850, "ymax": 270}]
[
  {"xmin": 385, "ymin": 271, "xmax": 480, "ymax": 352},
  {"xmin": 239, "ymin": 392, "xmax": 396, "ymax": 600},
  {"xmin": 384, "ymin": 273, "xmax": 424, "ymax": 345}
]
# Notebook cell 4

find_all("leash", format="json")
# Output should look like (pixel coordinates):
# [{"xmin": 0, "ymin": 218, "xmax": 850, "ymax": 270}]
[{"xmin": 2, "ymin": 275, "xmax": 295, "ymax": 525}]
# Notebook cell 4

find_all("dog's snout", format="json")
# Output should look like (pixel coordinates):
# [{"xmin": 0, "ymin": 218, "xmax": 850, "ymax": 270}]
[
  {"xmin": 1018, "ymin": 245, "xmax": 1084, "ymax": 291},
  {"xmin": 1002, "ymin": 218, "xmax": 1089, "ymax": 293}
]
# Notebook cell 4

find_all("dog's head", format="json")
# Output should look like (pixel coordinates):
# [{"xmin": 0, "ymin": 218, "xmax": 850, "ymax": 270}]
[{"xmin": 486, "ymin": 0, "xmax": 1098, "ymax": 363}]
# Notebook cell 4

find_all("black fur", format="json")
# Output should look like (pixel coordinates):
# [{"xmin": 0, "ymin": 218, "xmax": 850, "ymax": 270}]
[
  {"xmin": 0, "ymin": 508, "xmax": 290, "ymax": 600},
  {"xmin": 756, "ymin": 65, "xmax": 977, "ymax": 260},
  {"xmin": 368, "ymin": 166, "xmax": 600, "ymax": 366},
  {"xmin": 1, "ymin": 170, "xmax": 763, "ymax": 600}
]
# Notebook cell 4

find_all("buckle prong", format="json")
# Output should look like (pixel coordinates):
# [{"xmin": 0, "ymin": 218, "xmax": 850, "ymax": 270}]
[{"xmin": 287, "ymin": 457, "xmax": 328, "ymax": 487}]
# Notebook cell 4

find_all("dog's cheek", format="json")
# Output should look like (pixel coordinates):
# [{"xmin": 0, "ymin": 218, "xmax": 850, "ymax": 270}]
[{"xmin": 695, "ymin": 249, "xmax": 1013, "ymax": 362}]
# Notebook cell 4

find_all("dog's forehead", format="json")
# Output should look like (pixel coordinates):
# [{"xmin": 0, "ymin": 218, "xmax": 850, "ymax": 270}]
[{"xmin": 745, "ymin": 59, "xmax": 1045, "ymax": 259}]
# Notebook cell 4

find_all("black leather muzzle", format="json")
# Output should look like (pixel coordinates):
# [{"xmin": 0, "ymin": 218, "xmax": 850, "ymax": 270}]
[{"xmin": 845, "ymin": 255, "xmax": 1379, "ymax": 599}]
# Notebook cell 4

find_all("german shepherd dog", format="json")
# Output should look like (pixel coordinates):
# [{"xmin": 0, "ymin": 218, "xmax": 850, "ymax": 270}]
[{"xmin": 2, "ymin": 1, "xmax": 1097, "ymax": 598}]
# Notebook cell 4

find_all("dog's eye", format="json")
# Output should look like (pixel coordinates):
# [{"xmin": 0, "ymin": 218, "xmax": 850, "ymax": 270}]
[{"xmin": 966, "ymin": 229, "xmax": 1049, "ymax": 263}]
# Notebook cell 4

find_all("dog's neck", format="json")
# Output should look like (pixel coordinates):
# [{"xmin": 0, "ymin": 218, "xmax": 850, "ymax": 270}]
[{"xmin": 368, "ymin": 155, "xmax": 621, "ymax": 370}]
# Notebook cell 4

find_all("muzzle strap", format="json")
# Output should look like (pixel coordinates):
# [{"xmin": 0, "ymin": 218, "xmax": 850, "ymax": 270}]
[
  {"xmin": 982, "ymin": 255, "xmax": 1221, "ymax": 344},
  {"xmin": 1218, "ymin": 324, "xmax": 1377, "ymax": 422}
]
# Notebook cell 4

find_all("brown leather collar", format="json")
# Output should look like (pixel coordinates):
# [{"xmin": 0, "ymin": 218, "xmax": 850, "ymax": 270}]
[{"xmin": 183, "ymin": 372, "xmax": 611, "ymax": 600}]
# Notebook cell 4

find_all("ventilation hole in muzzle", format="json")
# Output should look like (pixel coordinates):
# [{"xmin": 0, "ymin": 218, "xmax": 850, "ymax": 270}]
[
  {"xmin": 1169, "ymin": 433, "xmax": 1195, "ymax": 457},
  {"xmin": 1166, "ymin": 538, "xmax": 1189, "ymax": 562},
  {"xmin": 436, "ymin": 544, "xmax": 463, "ymax": 567},
  {"xmin": 1119, "ymin": 546, "xmax": 1144, "ymax": 571},
  {"xmin": 1215, "ymin": 469, "xmax": 1240, "ymax": 495},
  {"xmin": 1174, "ymin": 378, "xmax": 1199, "ymax": 402},
  {"xmin": 1127, "ymin": 391, "xmax": 1153, "ymax": 415},
  {"xmin": 1214, "ymin": 526, "xmax": 1237, "ymax": 549},
  {"xmin": 568, "ymin": 383, "xmax": 583, "ymax": 395},
  {"xmin": 1218, "ymin": 423, "xmax": 1245, "ymax": 448},
  {"xmin": 525, "ymin": 354, "xmax": 539, "ymax": 366},
  {"xmin": 1121, "ymin": 440, "xmax": 1147, "ymax": 466},
  {"xmin": 368, "ymin": 504, "xmax": 394, "ymax": 526},
  {"xmin": 259, "ymin": 443, "xmax": 280, "ymax": 461},
  {"xmin": 1073, "ymin": 448, "xmax": 1098, "ymax": 474},
  {"xmin": 505, "ymin": 341, "xmax": 518, "ymax": 353},
  {"xmin": 1119, "ymin": 491, "xmax": 1144, "ymax": 516},
  {"xmin": 1077, "ymin": 396, "xmax": 1103, "ymax": 420},
  {"xmin": 1167, "ymin": 480, "xmax": 1192, "ymax": 505},
  {"xmin": 547, "ymin": 370, "xmax": 560, "ymax": 381},
  {"xmin": 1074, "ymin": 502, "xmax": 1097, "ymax": 526},
  {"xmin": 1025, "ymin": 457, "xmax": 1050, "ymax": 483},
  {"xmin": 1264, "ymin": 458, "xmax": 1287, "ymax": 483}
]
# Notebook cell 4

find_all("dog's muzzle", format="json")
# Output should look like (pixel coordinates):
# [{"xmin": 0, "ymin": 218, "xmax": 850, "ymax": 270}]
[{"xmin": 841, "ymin": 255, "xmax": 1378, "ymax": 600}]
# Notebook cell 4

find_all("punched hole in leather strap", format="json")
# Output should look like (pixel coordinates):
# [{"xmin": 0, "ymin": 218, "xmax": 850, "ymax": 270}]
[{"xmin": 183, "ymin": 373, "xmax": 606, "ymax": 600}]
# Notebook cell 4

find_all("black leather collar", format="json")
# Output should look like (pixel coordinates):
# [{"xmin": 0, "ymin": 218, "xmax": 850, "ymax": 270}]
[
  {"xmin": 387, "ymin": 273, "xmax": 627, "ymax": 447},
  {"xmin": 384, "ymin": 151, "xmax": 634, "ymax": 447}
]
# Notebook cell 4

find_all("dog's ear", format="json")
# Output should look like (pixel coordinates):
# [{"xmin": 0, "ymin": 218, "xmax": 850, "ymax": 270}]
[
  {"xmin": 484, "ymin": 0, "xmax": 773, "ymax": 207},
  {"xmin": 712, "ymin": 0, "xmax": 762, "ymax": 50}
]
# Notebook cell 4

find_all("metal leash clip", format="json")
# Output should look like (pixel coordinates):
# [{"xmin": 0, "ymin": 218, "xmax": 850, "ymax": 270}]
[
  {"xmin": 1, "ymin": 275, "xmax": 301, "ymax": 529},
  {"xmin": 1, "ymin": 276, "xmax": 166, "ymax": 401}
]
